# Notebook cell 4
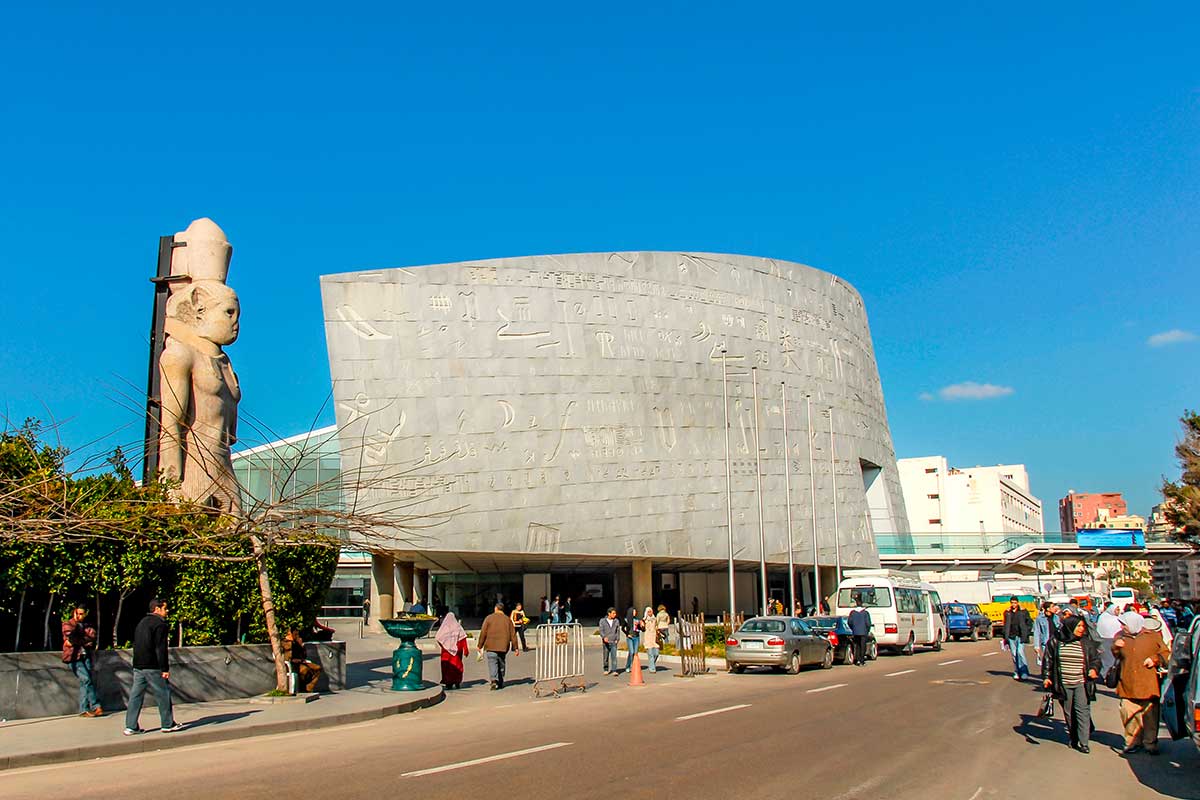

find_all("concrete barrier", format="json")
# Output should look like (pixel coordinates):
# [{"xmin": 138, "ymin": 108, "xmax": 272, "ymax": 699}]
[{"xmin": 0, "ymin": 641, "xmax": 345, "ymax": 720}]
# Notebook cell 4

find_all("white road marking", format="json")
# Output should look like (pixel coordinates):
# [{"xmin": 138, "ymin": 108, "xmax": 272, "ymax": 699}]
[
  {"xmin": 401, "ymin": 742, "xmax": 572, "ymax": 778},
  {"xmin": 966, "ymin": 787, "xmax": 983, "ymax": 800},
  {"xmin": 972, "ymin": 725, "xmax": 990, "ymax": 735},
  {"xmin": 982, "ymin": 652, "xmax": 999, "ymax": 657},
  {"xmin": 886, "ymin": 669, "xmax": 915, "ymax": 677},
  {"xmin": 675, "ymin": 704, "xmax": 751, "ymax": 721},
  {"xmin": 938, "ymin": 659, "xmax": 963, "ymax": 666},
  {"xmin": 495, "ymin": 703, "xmax": 515, "ymax": 709},
  {"xmin": 806, "ymin": 683, "xmax": 847, "ymax": 694}
]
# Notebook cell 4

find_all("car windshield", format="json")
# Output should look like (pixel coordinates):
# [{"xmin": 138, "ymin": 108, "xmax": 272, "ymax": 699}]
[
  {"xmin": 804, "ymin": 617, "xmax": 841, "ymax": 630},
  {"xmin": 739, "ymin": 619, "xmax": 786, "ymax": 633},
  {"xmin": 946, "ymin": 604, "xmax": 966, "ymax": 615},
  {"xmin": 838, "ymin": 587, "xmax": 892, "ymax": 608}
]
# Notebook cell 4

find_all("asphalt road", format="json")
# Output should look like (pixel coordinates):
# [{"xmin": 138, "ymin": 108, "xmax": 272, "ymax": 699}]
[{"xmin": 3, "ymin": 639, "xmax": 1197, "ymax": 800}]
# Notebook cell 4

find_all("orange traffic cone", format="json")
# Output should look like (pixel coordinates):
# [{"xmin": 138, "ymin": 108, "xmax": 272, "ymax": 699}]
[{"xmin": 628, "ymin": 651, "xmax": 645, "ymax": 686}]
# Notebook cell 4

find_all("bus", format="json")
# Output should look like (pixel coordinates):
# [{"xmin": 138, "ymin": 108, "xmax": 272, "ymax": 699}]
[{"xmin": 835, "ymin": 570, "xmax": 947, "ymax": 654}]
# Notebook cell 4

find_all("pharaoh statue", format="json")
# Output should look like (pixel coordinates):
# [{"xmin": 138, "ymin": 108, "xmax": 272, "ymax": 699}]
[{"xmin": 157, "ymin": 218, "xmax": 243, "ymax": 514}]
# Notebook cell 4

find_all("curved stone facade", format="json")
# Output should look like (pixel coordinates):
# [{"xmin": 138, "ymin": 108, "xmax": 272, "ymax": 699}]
[{"xmin": 320, "ymin": 252, "xmax": 908, "ymax": 572}]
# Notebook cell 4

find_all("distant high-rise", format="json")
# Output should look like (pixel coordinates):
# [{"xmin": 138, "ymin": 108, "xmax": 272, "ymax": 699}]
[
  {"xmin": 1058, "ymin": 491, "xmax": 1127, "ymax": 533},
  {"xmin": 897, "ymin": 456, "xmax": 1043, "ymax": 534}
]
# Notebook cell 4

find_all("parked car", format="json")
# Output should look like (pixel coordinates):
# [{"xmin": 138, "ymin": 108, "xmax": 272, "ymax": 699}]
[
  {"xmin": 944, "ymin": 603, "xmax": 991, "ymax": 641},
  {"xmin": 803, "ymin": 616, "xmax": 877, "ymax": 665},
  {"xmin": 725, "ymin": 616, "xmax": 833, "ymax": 674}
]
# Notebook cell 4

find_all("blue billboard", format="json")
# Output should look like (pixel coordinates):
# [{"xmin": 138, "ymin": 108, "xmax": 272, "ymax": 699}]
[{"xmin": 1076, "ymin": 529, "xmax": 1146, "ymax": 548}]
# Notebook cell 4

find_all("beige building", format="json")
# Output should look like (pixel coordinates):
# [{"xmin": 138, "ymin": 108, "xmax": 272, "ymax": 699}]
[{"xmin": 898, "ymin": 456, "xmax": 1044, "ymax": 534}]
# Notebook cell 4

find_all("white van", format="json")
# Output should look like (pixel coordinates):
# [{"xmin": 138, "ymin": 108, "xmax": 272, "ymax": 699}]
[
  {"xmin": 1109, "ymin": 586, "xmax": 1139, "ymax": 609},
  {"xmin": 834, "ymin": 570, "xmax": 947, "ymax": 654}
]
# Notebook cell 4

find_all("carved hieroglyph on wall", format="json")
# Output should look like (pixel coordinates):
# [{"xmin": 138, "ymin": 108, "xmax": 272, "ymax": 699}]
[{"xmin": 320, "ymin": 252, "xmax": 908, "ymax": 567}]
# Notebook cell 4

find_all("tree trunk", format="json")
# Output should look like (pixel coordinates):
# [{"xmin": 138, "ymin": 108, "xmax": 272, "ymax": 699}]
[
  {"xmin": 43, "ymin": 591, "xmax": 56, "ymax": 650},
  {"xmin": 14, "ymin": 589, "xmax": 26, "ymax": 651},
  {"xmin": 95, "ymin": 593, "xmax": 103, "ymax": 650},
  {"xmin": 113, "ymin": 591, "xmax": 129, "ymax": 649},
  {"xmin": 250, "ymin": 533, "xmax": 287, "ymax": 691}
]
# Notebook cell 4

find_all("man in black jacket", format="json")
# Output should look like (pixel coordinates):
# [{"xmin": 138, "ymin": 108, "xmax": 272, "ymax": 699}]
[
  {"xmin": 123, "ymin": 598, "xmax": 184, "ymax": 735},
  {"xmin": 1002, "ymin": 596, "xmax": 1034, "ymax": 681}
]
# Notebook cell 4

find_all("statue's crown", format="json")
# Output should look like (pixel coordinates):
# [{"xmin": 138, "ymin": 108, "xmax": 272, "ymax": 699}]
[{"xmin": 171, "ymin": 218, "xmax": 232, "ymax": 284}]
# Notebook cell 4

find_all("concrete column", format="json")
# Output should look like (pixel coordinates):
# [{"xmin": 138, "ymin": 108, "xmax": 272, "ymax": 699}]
[
  {"xmin": 370, "ymin": 553, "xmax": 396, "ymax": 627},
  {"xmin": 632, "ymin": 558, "xmax": 653, "ymax": 614},
  {"xmin": 614, "ymin": 567, "xmax": 632, "ymax": 613},
  {"xmin": 413, "ymin": 567, "xmax": 429, "ymax": 605},
  {"xmin": 397, "ymin": 562, "xmax": 415, "ymax": 612}
]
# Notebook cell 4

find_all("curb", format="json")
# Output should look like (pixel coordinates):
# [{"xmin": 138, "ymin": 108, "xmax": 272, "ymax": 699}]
[{"xmin": 0, "ymin": 687, "xmax": 444, "ymax": 772}]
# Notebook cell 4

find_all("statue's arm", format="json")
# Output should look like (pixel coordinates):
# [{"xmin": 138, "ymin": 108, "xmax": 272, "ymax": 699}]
[{"xmin": 157, "ymin": 343, "xmax": 193, "ymax": 481}]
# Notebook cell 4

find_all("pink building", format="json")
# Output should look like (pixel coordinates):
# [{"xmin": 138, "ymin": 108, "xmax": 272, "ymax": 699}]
[{"xmin": 1058, "ymin": 491, "xmax": 1127, "ymax": 533}]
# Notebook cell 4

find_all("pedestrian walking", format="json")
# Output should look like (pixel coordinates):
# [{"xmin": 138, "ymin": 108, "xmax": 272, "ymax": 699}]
[
  {"xmin": 564, "ymin": 597, "xmax": 574, "ymax": 624},
  {"xmin": 551, "ymin": 595, "xmax": 562, "ymax": 624},
  {"xmin": 642, "ymin": 607, "xmax": 660, "ymax": 673},
  {"xmin": 1042, "ymin": 614, "xmax": 1101, "ymax": 753},
  {"xmin": 847, "ymin": 597, "xmax": 872, "ymax": 666},
  {"xmin": 539, "ymin": 595, "xmax": 549, "ymax": 625},
  {"xmin": 123, "ymin": 598, "xmax": 184, "ymax": 735},
  {"xmin": 476, "ymin": 602, "xmax": 520, "ymax": 690},
  {"xmin": 62, "ymin": 605, "xmax": 103, "ymax": 717},
  {"xmin": 1002, "ymin": 596, "xmax": 1033, "ymax": 680},
  {"xmin": 361, "ymin": 597, "xmax": 370, "ymax": 622},
  {"xmin": 510, "ymin": 602, "xmax": 530, "ymax": 651},
  {"xmin": 436, "ymin": 612, "xmax": 468, "ymax": 689},
  {"xmin": 623, "ymin": 605, "xmax": 643, "ymax": 672},
  {"xmin": 1033, "ymin": 601, "xmax": 1061, "ymax": 677},
  {"xmin": 1113, "ymin": 611, "xmax": 1171, "ymax": 755},
  {"xmin": 1096, "ymin": 602, "xmax": 1122, "ymax": 675},
  {"xmin": 599, "ymin": 608, "xmax": 621, "ymax": 675},
  {"xmin": 655, "ymin": 604, "xmax": 671, "ymax": 646}
]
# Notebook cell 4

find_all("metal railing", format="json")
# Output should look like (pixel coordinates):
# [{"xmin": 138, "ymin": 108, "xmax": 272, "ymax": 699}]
[
  {"xmin": 532, "ymin": 622, "xmax": 586, "ymax": 697},
  {"xmin": 676, "ymin": 613, "xmax": 708, "ymax": 676}
]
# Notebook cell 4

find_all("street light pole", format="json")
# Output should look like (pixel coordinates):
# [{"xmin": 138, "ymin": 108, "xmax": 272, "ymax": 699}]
[
  {"xmin": 829, "ymin": 406, "xmax": 841, "ymax": 588},
  {"xmin": 752, "ymin": 368, "xmax": 768, "ymax": 616},
  {"xmin": 721, "ymin": 346, "xmax": 736, "ymax": 619},
  {"xmin": 780, "ymin": 382, "xmax": 796, "ymax": 615},
  {"xmin": 806, "ymin": 395, "xmax": 820, "ymax": 612}
]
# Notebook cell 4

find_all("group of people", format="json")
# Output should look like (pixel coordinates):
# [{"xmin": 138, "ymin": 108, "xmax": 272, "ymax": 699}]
[
  {"xmin": 539, "ymin": 595, "xmax": 575, "ymax": 624},
  {"xmin": 60, "ymin": 598, "xmax": 330, "ymax": 736},
  {"xmin": 1002, "ymin": 596, "xmax": 1173, "ymax": 755},
  {"xmin": 598, "ymin": 605, "xmax": 672, "ymax": 675}
]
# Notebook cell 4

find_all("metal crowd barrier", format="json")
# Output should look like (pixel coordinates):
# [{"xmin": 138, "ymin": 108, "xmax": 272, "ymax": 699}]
[
  {"xmin": 533, "ymin": 622, "xmax": 586, "ymax": 697},
  {"xmin": 676, "ymin": 613, "xmax": 708, "ymax": 676}
]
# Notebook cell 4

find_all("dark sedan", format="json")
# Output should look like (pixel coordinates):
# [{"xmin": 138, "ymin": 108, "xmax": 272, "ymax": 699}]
[{"xmin": 803, "ymin": 616, "xmax": 877, "ymax": 665}]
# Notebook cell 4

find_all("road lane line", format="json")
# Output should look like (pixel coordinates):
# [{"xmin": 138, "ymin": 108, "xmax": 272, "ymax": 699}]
[
  {"xmin": 967, "ymin": 787, "xmax": 983, "ymax": 800},
  {"xmin": 938, "ymin": 659, "xmax": 963, "ymax": 666},
  {"xmin": 885, "ymin": 669, "xmax": 915, "ymax": 677},
  {"xmin": 982, "ymin": 652, "xmax": 999, "ymax": 657},
  {"xmin": 675, "ymin": 704, "xmax": 750, "ymax": 721},
  {"xmin": 401, "ymin": 742, "xmax": 572, "ymax": 777},
  {"xmin": 806, "ymin": 683, "xmax": 847, "ymax": 694}
]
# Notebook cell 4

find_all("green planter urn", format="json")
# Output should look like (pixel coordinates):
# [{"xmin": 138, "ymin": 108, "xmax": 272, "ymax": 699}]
[{"xmin": 379, "ymin": 616, "xmax": 437, "ymax": 691}]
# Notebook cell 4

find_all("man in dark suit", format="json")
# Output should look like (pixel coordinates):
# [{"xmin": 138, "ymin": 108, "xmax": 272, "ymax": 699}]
[
  {"xmin": 1002, "ymin": 596, "xmax": 1034, "ymax": 681},
  {"xmin": 847, "ymin": 596, "xmax": 872, "ymax": 666}
]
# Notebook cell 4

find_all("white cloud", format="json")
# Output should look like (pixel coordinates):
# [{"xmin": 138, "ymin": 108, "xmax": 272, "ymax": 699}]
[
  {"xmin": 936, "ymin": 381, "xmax": 1015, "ymax": 401},
  {"xmin": 918, "ymin": 392, "xmax": 935, "ymax": 402},
  {"xmin": 1147, "ymin": 329, "xmax": 1197, "ymax": 347}
]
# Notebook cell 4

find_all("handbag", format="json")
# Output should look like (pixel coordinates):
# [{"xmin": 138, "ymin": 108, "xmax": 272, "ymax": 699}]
[
  {"xmin": 1036, "ymin": 692, "xmax": 1055, "ymax": 718},
  {"xmin": 1104, "ymin": 659, "xmax": 1121, "ymax": 690}
]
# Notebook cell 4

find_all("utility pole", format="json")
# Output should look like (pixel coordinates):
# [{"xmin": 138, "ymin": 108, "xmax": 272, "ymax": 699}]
[
  {"xmin": 806, "ymin": 395, "xmax": 820, "ymax": 612},
  {"xmin": 721, "ymin": 346, "xmax": 736, "ymax": 619},
  {"xmin": 780, "ymin": 382, "xmax": 796, "ymax": 614},
  {"xmin": 752, "ymin": 368, "xmax": 768, "ymax": 615}
]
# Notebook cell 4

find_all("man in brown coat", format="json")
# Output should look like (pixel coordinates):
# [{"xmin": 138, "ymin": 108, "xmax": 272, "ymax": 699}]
[
  {"xmin": 62, "ymin": 606, "xmax": 103, "ymax": 717},
  {"xmin": 1113, "ymin": 611, "xmax": 1171, "ymax": 755},
  {"xmin": 476, "ymin": 603, "xmax": 520, "ymax": 690}
]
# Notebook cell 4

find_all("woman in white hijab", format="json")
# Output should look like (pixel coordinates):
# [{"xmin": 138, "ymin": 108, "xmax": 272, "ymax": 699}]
[
  {"xmin": 642, "ymin": 606, "xmax": 660, "ymax": 674},
  {"xmin": 436, "ymin": 613, "xmax": 469, "ymax": 689}
]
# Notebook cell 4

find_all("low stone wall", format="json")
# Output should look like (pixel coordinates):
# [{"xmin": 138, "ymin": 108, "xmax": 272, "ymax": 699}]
[{"xmin": 0, "ymin": 641, "xmax": 345, "ymax": 721}]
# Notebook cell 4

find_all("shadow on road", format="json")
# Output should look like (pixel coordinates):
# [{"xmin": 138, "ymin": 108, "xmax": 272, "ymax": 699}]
[
  {"xmin": 181, "ymin": 710, "xmax": 261, "ymax": 729},
  {"xmin": 1012, "ymin": 712, "xmax": 1124, "ymax": 751}
]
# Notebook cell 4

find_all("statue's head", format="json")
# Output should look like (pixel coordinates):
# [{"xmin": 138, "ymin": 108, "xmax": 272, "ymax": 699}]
[
  {"xmin": 167, "ymin": 281, "xmax": 240, "ymax": 346},
  {"xmin": 172, "ymin": 218, "xmax": 232, "ymax": 284}
]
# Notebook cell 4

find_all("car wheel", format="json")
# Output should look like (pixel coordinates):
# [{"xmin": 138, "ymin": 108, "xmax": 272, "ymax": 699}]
[
  {"xmin": 902, "ymin": 633, "xmax": 915, "ymax": 656},
  {"xmin": 842, "ymin": 645, "xmax": 855, "ymax": 666},
  {"xmin": 730, "ymin": 664, "xmax": 745, "ymax": 674},
  {"xmin": 932, "ymin": 632, "xmax": 943, "ymax": 652},
  {"xmin": 970, "ymin": 628, "xmax": 979, "ymax": 642},
  {"xmin": 821, "ymin": 647, "xmax": 834, "ymax": 670},
  {"xmin": 868, "ymin": 640, "xmax": 878, "ymax": 660},
  {"xmin": 787, "ymin": 651, "xmax": 802, "ymax": 675}
]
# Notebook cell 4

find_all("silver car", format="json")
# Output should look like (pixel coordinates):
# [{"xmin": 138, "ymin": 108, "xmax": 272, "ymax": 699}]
[{"xmin": 725, "ymin": 616, "xmax": 834, "ymax": 674}]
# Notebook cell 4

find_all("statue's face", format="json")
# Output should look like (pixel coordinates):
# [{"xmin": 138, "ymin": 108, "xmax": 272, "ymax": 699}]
[{"xmin": 195, "ymin": 287, "xmax": 241, "ymax": 345}]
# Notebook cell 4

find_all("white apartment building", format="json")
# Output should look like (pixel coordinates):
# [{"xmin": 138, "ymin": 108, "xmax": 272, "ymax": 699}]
[{"xmin": 898, "ymin": 456, "xmax": 1045, "ymax": 534}]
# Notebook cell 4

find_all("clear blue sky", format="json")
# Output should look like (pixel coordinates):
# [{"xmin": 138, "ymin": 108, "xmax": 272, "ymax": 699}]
[{"xmin": 1, "ymin": 3, "xmax": 1196, "ymax": 520}]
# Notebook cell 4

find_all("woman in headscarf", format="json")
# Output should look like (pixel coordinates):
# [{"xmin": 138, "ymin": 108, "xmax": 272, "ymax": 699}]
[
  {"xmin": 1042, "ymin": 613, "xmax": 1101, "ymax": 752},
  {"xmin": 1113, "ymin": 611, "xmax": 1171, "ymax": 755},
  {"xmin": 642, "ymin": 606, "xmax": 660, "ymax": 674},
  {"xmin": 436, "ymin": 612, "xmax": 469, "ymax": 689},
  {"xmin": 623, "ymin": 605, "xmax": 642, "ymax": 672}
]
